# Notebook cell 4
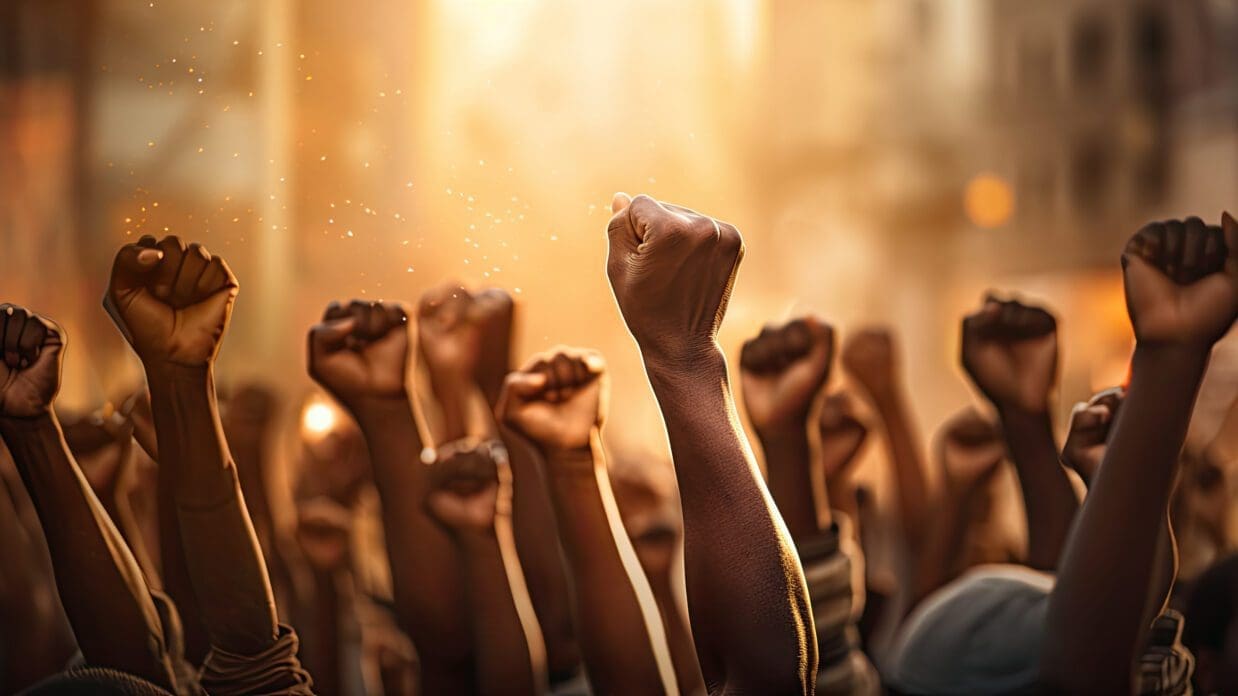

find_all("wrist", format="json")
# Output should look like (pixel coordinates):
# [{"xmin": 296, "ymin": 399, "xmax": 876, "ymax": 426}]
[
  {"xmin": 0, "ymin": 411, "xmax": 58, "ymax": 434},
  {"xmin": 644, "ymin": 343, "xmax": 727, "ymax": 389},
  {"xmin": 346, "ymin": 392, "xmax": 413, "ymax": 422},
  {"xmin": 144, "ymin": 361, "xmax": 213, "ymax": 389},
  {"xmin": 756, "ymin": 419, "xmax": 810, "ymax": 443},
  {"xmin": 544, "ymin": 443, "xmax": 599, "ymax": 478}
]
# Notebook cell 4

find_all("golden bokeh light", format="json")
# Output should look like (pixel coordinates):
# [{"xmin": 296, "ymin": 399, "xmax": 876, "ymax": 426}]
[{"xmin": 963, "ymin": 173, "xmax": 1015, "ymax": 229}]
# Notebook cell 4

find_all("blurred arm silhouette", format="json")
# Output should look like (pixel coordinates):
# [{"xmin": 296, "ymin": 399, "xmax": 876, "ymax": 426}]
[{"xmin": 607, "ymin": 192, "xmax": 816, "ymax": 695}]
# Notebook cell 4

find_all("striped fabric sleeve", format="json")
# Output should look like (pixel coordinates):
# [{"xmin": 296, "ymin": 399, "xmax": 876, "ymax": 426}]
[
  {"xmin": 797, "ymin": 512, "xmax": 880, "ymax": 696},
  {"xmin": 1136, "ymin": 609, "xmax": 1194, "ymax": 696}
]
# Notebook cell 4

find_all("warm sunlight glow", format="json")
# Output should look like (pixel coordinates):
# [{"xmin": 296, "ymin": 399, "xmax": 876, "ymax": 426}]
[{"xmin": 964, "ymin": 173, "xmax": 1015, "ymax": 229}]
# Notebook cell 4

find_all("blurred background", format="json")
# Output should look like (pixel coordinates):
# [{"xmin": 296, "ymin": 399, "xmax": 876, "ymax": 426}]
[{"xmin": 2, "ymin": 0, "xmax": 1236, "ymax": 512}]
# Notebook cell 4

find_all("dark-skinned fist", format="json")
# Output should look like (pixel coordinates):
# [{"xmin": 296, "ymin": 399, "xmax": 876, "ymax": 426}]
[
  {"xmin": 606, "ymin": 193, "xmax": 744, "ymax": 366},
  {"xmin": 308, "ymin": 300, "xmax": 411, "ymax": 407},
  {"xmin": 1122, "ymin": 214, "xmax": 1237, "ymax": 347},
  {"xmin": 0, "ymin": 306, "xmax": 64, "ymax": 419},
  {"xmin": 960, "ymin": 296, "xmax": 1059, "ymax": 414},
  {"xmin": 739, "ymin": 316, "xmax": 834, "ymax": 435},
  {"xmin": 937, "ymin": 408, "xmax": 1006, "ymax": 498},
  {"xmin": 817, "ymin": 391, "xmax": 870, "ymax": 482},
  {"xmin": 497, "ymin": 347, "xmax": 606, "ymax": 454},
  {"xmin": 424, "ymin": 438, "xmax": 508, "ymax": 533},
  {"xmin": 104, "ymin": 235, "xmax": 238, "ymax": 367},
  {"xmin": 1061, "ymin": 387, "xmax": 1124, "ymax": 486}
]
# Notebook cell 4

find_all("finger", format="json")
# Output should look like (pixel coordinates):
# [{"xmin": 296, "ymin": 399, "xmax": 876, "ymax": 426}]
[
  {"xmin": 109, "ymin": 244, "xmax": 165, "ymax": 295},
  {"xmin": 551, "ymin": 352, "xmax": 577, "ymax": 391},
  {"xmin": 612, "ymin": 191, "xmax": 632, "ymax": 215},
  {"xmin": 323, "ymin": 301, "xmax": 348, "ymax": 322},
  {"xmin": 1201, "ymin": 225, "xmax": 1224, "ymax": 277},
  {"xmin": 16, "ymin": 314, "xmax": 48, "ymax": 365},
  {"xmin": 152, "ymin": 236, "xmax": 188, "ymax": 301},
  {"xmin": 1090, "ymin": 386, "xmax": 1125, "ymax": 413},
  {"xmin": 310, "ymin": 318, "xmax": 358, "ymax": 354},
  {"xmin": 195, "ymin": 256, "xmax": 229, "ymax": 297},
  {"xmin": 1182, "ymin": 217, "xmax": 1208, "ymax": 282},
  {"xmin": 505, "ymin": 371, "xmax": 549, "ymax": 400},
  {"xmin": 625, "ymin": 194, "xmax": 669, "ymax": 244},
  {"xmin": 1074, "ymin": 404, "xmax": 1111, "ymax": 431},
  {"xmin": 582, "ymin": 351, "xmax": 606, "ymax": 375},
  {"xmin": 783, "ymin": 319, "xmax": 812, "ymax": 357},
  {"xmin": 383, "ymin": 302, "xmax": 409, "ymax": 329},
  {"xmin": 4, "ymin": 306, "xmax": 28, "ymax": 367},
  {"xmin": 172, "ymin": 243, "xmax": 211, "ymax": 305},
  {"xmin": 1163, "ymin": 219, "xmax": 1185, "ymax": 281}
]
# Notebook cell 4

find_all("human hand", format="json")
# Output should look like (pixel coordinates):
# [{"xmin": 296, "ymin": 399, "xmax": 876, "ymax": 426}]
[
  {"xmin": 960, "ymin": 296, "xmax": 1059, "ymax": 414},
  {"xmin": 497, "ymin": 347, "xmax": 606, "ymax": 455},
  {"xmin": 0, "ymin": 306, "xmax": 64, "ymax": 420},
  {"xmin": 308, "ymin": 300, "xmax": 411, "ymax": 408},
  {"xmin": 1061, "ymin": 387, "xmax": 1124, "ymax": 485},
  {"xmin": 739, "ymin": 316, "xmax": 834, "ymax": 435}
]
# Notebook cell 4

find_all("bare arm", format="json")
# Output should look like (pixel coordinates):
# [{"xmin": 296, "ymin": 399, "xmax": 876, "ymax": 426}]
[
  {"xmin": 0, "ymin": 306, "xmax": 175, "ymax": 689},
  {"xmin": 607, "ymin": 193, "xmax": 815, "ymax": 695},
  {"xmin": 500, "ymin": 348, "xmax": 674, "ymax": 695},
  {"xmin": 842, "ymin": 330, "xmax": 930, "ymax": 558},
  {"xmin": 307, "ymin": 299, "xmax": 473, "ymax": 693},
  {"xmin": 1042, "ymin": 215, "xmax": 1237, "ymax": 692},
  {"xmin": 960, "ymin": 297, "xmax": 1079, "ymax": 571}
]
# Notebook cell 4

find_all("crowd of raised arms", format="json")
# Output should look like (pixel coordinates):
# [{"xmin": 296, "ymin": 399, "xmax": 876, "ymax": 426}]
[{"xmin": 0, "ymin": 194, "xmax": 1235, "ymax": 696}]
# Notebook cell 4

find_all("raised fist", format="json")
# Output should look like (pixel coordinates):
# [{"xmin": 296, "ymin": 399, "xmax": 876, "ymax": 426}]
[
  {"xmin": 424, "ymin": 438, "xmax": 507, "ymax": 533},
  {"xmin": 960, "ymin": 296, "xmax": 1059, "ymax": 413},
  {"xmin": 308, "ymin": 300, "xmax": 411, "ymax": 407},
  {"xmin": 1122, "ymin": 215, "xmax": 1237, "ymax": 347},
  {"xmin": 418, "ymin": 284, "xmax": 482, "ymax": 382},
  {"xmin": 605, "ymin": 193, "xmax": 744, "ymax": 366},
  {"xmin": 1061, "ymin": 387, "xmax": 1124, "ymax": 485},
  {"xmin": 471, "ymin": 288, "xmax": 515, "ymax": 398},
  {"xmin": 0, "ymin": 306, "xmax": 64, "ymax": 419},
  {"xmin": 739, "ymin": 316, "xmax": 835, "ymax": 434},
  {"xmin": 841, "ymin": 328, "xmax": 897, "ymax": 400},
  {"xmin": 817, "ymin": 391, "xmax": 869, "ymax": 481},
  {"xmin": 104, "ymin": 235, "xmax": 238, "ymax": 367},
  {"xmin": 936, "ymin": 408, "xmax": 1006, "ymax": 497},
  {"xmin": 497, "ymin": 347, "xmax": 606, "ymax": 454}
]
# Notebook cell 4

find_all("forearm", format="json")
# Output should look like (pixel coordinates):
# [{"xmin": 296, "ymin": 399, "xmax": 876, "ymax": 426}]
[
  {"xmin": 647, "ymin": 350, "xmax": 815, "ymax": 695},
  {"xmin": 758, "ymin": 426, "xmax": 824, "ymax": 541},
  {"xmin": 648, "ymin": 570, "xmax": 707, "ymax": 696},
  {"xmin": 545, "ymin": 440, "xmax": 671, "ymax": 695},
  {"xmin": 870, "ymin": 388, "xmax": 929, "ymax": 555},
  {"xmin": 146, "ymin": 363, "xmax": 278, "ymax": 655},
  {"xmin": 996, "ymin": 407, "xmax": 1078, "ymax": 571},
  {"xmin": 458, "ymin": 529, "xmax": 545, "ymax": 696},
  {"xmin": 501, "ymin": 426, "xmax": 581, "ymax": 681},
  {"xmin": 910, "ymin": 489, "xmax": 979, "ymax": 611},
  {"xmin": 1043, "ymin": 343, "xmax": 1207, "ymax": 692},
  {"xmin": 0, "ymin": 415, "xmax": 174, "ymax": 688},
  {"xmin": 349, "ymin": 395, "xmax": 473, "ymax": 688}
]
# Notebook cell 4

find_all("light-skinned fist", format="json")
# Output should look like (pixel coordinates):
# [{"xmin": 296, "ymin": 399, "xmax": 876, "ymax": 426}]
[
  {"xmin": 104, "ymin": 235, "xmax": 238, "ymax": 367},
  {"xmin": 606, "ymin": 193, "xmax": 744, "ymax": 367}
]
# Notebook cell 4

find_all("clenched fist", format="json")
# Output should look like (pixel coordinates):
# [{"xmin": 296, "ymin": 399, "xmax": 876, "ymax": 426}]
[
  {"xmin": 497, "ymin": 347, "xmax": 606, "ymax": 454},
  {"xmin": 606, "ymin": 193, "xmax": 744, "ymax": 366},
  {"xmin": 817, "ymin": 392, "xmax": 869, "ymax": 481},
  {"xmin": 104, "ymin": 235, "xmax": 238, "ymax": 367},
  {"xmin": 418, "ymin": 284, "xmax": 482, "ymax": 383},
  {"xmin": 937, "ymin": 408, "xmax": 1006, "ymax": 497},
  {"xmin": 960, "ymin": 296, "xmax": 1059, "ymax": 413},
  {"xmin": 424, "ymin": 438, "xmax": 507, "ymax": 532},
  {"xmin": 841, "ymin": 328, "xmax": 898, "ymax": 401},
  {"xmin": 1061, "ymin": 387, "xmax": 1124, "ymax": 485},
  {"xmin": 0, "ymin": 306, "xmax": 64, "ymax": 419},
  {"xmin": 308, "ymin": 300, "xmax": 411, "ymax": 407},
  {"xmin": 1122, "ymin": 215, "xmax": 1237, "ymax": 347},
  {"xmin": 739, "ymin": 316, "xmax": 834, "ymax": 434}
]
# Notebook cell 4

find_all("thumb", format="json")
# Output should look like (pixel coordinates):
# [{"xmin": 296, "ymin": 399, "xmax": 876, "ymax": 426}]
[
  {"xmin": 110, "ymin": 244, "xmax": 164, "ymax": 292},
  {"xmin": 612, "ymin": 192, "xmax": 632, "ymax": 214},
  {"xmin": 507, "ymin": 371, "xmax": 549, "ymax": 400},
  {"xmin": 310, "ymin": 317, "xmax": 357, "ymax": 354}
]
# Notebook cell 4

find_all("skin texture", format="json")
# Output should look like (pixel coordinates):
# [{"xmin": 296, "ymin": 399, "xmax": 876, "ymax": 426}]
[
  {"xmin": 842, "ymin": 329, "xmax": 930, "ymax": 561},
  {"xmin": 105, "ymin": 235, "xmax": 282, "ymax": 663},
  {"xmin": 425, "ymin": 438, "xmax": 546, "ymax": 696},
  {"xmin": 1061, "ymin": 387, "xmax": 1125, "ymax": 489},
  {"xmin": 739, "ymin": 316, "xmax": 835, "ymax": 540},
  {"xmin": 1042, "ymin": 214, "xmax": 1238, "ymax": 693},
  {"xmin": 0, "ymin": 305, "xmax": 177, "ymax": 689},
  {"xmin": 307, "ymin": 298, "xmax": 473, "ymax": 693},
  {"xmin": 607, "ymin": 193, "xmax": 816, "ymax": 696},
  {"xmin": 911, "ymin": 408, "xmax": 1006, "ymax": 610},
  {"xmin": 816, "ymin": 392, "xmax": 870, "ymax": 521},
  {"xmin": 960, "ymin": 296, "xmax": 1078, "ymax": 571},
  {"xmin": 499, "ymin": 347, "xmax": 677, "ymax": 696},
  {"xmin": 291, "ymin": 496, "xmax": 353, "ymax": 696}
]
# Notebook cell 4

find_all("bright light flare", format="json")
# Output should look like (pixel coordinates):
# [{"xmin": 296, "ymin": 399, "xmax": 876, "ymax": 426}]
[{"xmin": 302, "ymin": 401, "xmax": 337, "ymax": 437}]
